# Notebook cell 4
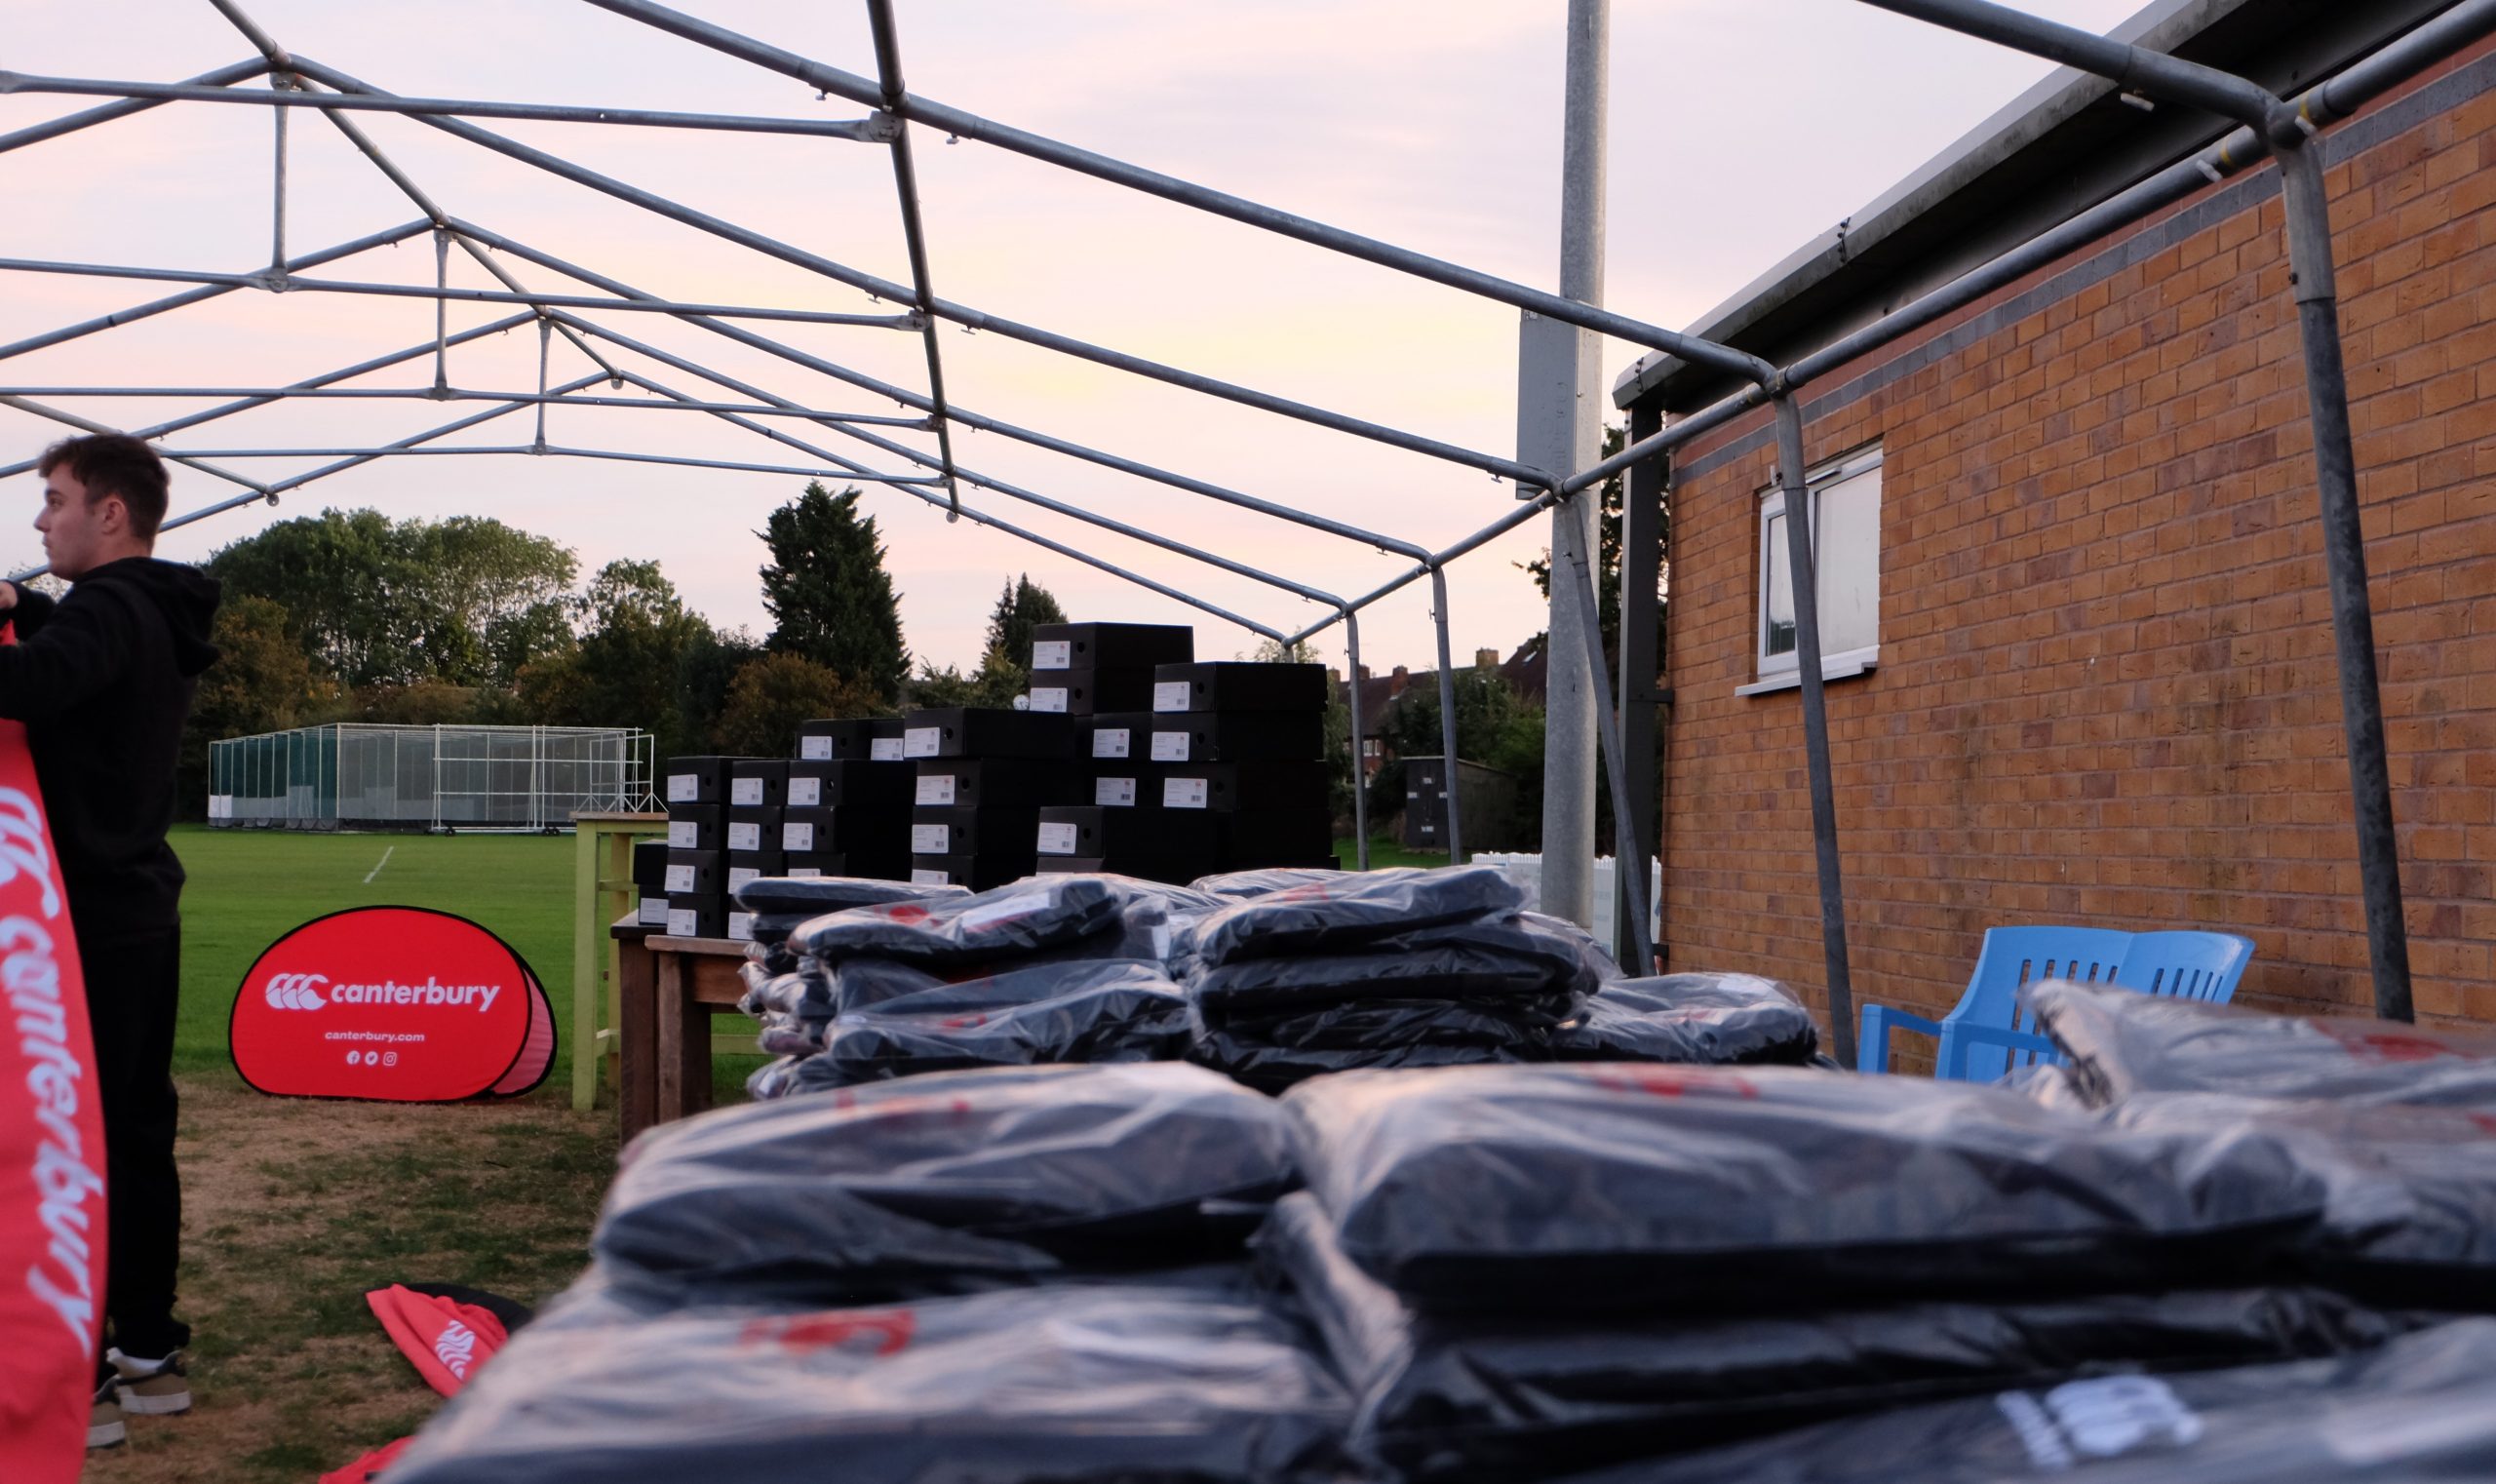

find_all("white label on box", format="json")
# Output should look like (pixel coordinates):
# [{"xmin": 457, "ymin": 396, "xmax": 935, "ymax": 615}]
[
  {"xmin": 1091, "ymin": 726, "xmax": 1130, "ymax": 760},
  {"xmin": 912, "ymin": 823, "xmax": 951, "ymax": 854},
  {"xmin": 667, "ymin": 907, "xmax": 699, "ymax": 937},
  {"xmin": 667, "ymin": 772, "xmax": 700, "ymax": 802},
  {"xmin": 1095, "ymin": 776, "xmax": 1136, "ymax": 807},
  {"xmin": 1037, "ymin": 821, "xmax": 1079, "ymax": 855},
  {"xmin": 871, "ymin": 737, "xmax": 906, "ymax": 762},
  {"xmin": 1164, "ymin": 776, "xmax": 1209, "ymax": 809},
  {"xmin": 638, "ymin": 896, "xmax": 669, "ymax": 925},
  {"xmin": 904, "ymin": 726, "xmax": 941, "ymax": 759},
  {"xmin": 800, "ymin": 735, "xmax": 833, "ymax": 761},
  {"xmin": 1033, "ymin": 640, "xmax": 1072, "ymax": 670},
  {"xmin": 728, "ymin": 866, "xmax": 760, "ymax": 893},
  {"xmin": 730, "ymin": 777, "xmax": 766, "ymax": 806},
  {"xmin": 1029, "ymin": 686, "xmax": 1070, "ymax": 714},
  {"xmin": 783, "ymin": 822, "xmax": 816, "ymax": 853},
  {"xmin": 790, "ymin": 866, "xmax": 823, "ymax": 878},
  {"xmin": 665, "ymin": 863, "xmax": 698, "ymax": 893},
  {"xmin": 668, "ymin": 819, "xmax": 699, "ymax": 849},
  {"xmin": 727, "ymin": 912, "xmax": 754, "ymax": 943},
  {"xmin": 912, "ymin": 868, "xmax": 952, "ymax": 886},
  {"xmin": 1150, "ymin": 730, "xmax": 1190, "ymax": 762},
  {"xmin": 787, "ymin": 776, "xmax": 822, "ymax": 807},
  {"xmin": 1152, "ymin": 681, "xmax": 1192, "ymax": 712},
  {"xmin": 916, "ymin": 774, "xmax": 957, "ymax": 805},
  {"xmin": 727, "ymin": 821, "xmax": 762, "ymax": 852}
]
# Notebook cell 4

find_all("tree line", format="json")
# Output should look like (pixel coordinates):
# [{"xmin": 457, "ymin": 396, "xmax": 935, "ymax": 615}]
[{"xmin": 184, "ymin": 481, "xmax": 1066, "ymax": 813}]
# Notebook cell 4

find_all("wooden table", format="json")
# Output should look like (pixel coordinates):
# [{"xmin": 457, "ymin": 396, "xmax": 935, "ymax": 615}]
[{"xmin": 614, "ymin": 930, "xmax": 756, "ymax": 1140}]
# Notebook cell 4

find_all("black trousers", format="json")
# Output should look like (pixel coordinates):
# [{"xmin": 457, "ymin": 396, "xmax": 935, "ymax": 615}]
[{"xmin": 80, "ymin": 918, "xmax": 190, "ymax": 1361}]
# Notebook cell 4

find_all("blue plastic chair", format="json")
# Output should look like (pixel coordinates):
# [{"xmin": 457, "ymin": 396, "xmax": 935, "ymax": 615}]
[{"xmin": 1857, "ymin": 926, "xmax": 2254, "ymax": 1080}]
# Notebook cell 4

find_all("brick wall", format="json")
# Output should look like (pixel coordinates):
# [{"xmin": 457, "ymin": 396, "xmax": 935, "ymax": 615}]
[{"xmin": 1658, "ymin": 38, "xmax": 2496, "ymax": 1049}]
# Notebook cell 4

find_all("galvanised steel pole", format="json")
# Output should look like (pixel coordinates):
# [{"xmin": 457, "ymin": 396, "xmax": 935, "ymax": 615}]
[
  {"xmin": 1564, "ymin": 520, "xmax": 1655, "ymax": 971},
  {"xmin": 1345, "ymin": 611, "xmax": 1370, "ymax": 871},
  {"xmin": 1428, "ymin": 566, "xmax": 1463, "ymax": 861},
  {"xmin": 1774, "ymin": 394, "xmax": 1856, "ymax": 1066},
  {"xmin": 1614, "ymin": 398, "xmax": 1666, "ymax": 969},
  {"xmin": 863, "ymin": 0, "xmax": 961, "ymax": 516},
  {"xmin": 0, "ymin": 59, "xmax": 265, "ymax": 153}
]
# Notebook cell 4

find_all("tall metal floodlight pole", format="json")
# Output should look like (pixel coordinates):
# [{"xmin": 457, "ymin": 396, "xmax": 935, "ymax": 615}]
[{"xmin": 1523, "ymin": 0, "xmax": 1608, "ymax": 925}]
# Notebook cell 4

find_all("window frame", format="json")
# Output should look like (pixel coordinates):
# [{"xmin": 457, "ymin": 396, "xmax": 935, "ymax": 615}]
[{"xmin": 1751, "ymin": 443, "xmax": 1884, "ymax": 690}]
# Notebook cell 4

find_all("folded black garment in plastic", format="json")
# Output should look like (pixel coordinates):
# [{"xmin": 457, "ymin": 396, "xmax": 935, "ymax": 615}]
[
  {"xmin": 1185, "ymin": 865, "xmax": 1526, "ymax": 968},
  {"xmin": 790, "ymin": 875, "xmax": 1126, "ymax": 966},
  {"xmin": 1284, "ymin": 1064, "xmax": 2332, "ymax": 1315},
  {"xmin": 2110, "ymin": 1093, "xmax": 2496, "ymax": 1305},
  {"xmin": 1542, "ymin": 1316, "xmax": 2496, "ymax": 1484},
  {"xmin": 825, "ymin": 904, "xmax": 1189, "ymax": 1013},
  {"xmin": 754, "ymin": 1011, "xmax": 830, "ymax": 1058},
  {"xmin": 2000, "ymin": 1061, "xmax": 2096, "ymax": 1112},
  {"xmin": 2039, "ymin": 980, "xmax": 2496, "ymax": 1111},
  {"xmin": 1522, "ymin": 910, "xmax": 1626, "ymax": 985},
  {"xmin": 790, "ymin": 961, "xmax": 1193, "ymax": 1088},
  {"xmin": 599, "ymin": 1062, "xmax": 1297, "ymax": 1303},
  {"xmin": 733, "ymin": 874, "xmax": 966, "ymax": 915},
  {"xmin": 1190, "ymin": 914, "xmax": 1596, "ymax": 1022},
  {"xmin": 1192, "ymin": 866, "xmax": 1354, "ymax": 900},
  {"xmin": 745, "ymin": 1055, "xmax": 807, "ymax": 1101},
  {"xmin": 1257, "ymin": 1191, "xmax": 2441, "ymax": 1483},
  {"xmin": 1191, "ymin": 1000, "xmax": 1558, "ymax": 1093},
  {"xmin": 739, "ymin": 960, "xmax": 835, "ymax": 1019},
  {"xmin": 385, "ymin": 1283, "xmax": 1354, "ymax": 1484},
  {"xmin": 1554, "ymin": 973, "xmax": 1819, "ymax": 1066}
]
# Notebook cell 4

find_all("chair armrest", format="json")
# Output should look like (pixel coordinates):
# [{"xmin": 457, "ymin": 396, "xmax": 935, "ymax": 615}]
[
  {"xmin": 1857, "ymin": 1003, "xmax": 1944, "ymax": 1074},
  {"xmin": 1938, "ymin": 1021, "xmax": 2060, "ymax": 1081}
]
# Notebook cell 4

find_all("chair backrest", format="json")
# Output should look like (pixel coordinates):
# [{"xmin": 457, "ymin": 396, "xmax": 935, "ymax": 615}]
[{"xmin": 1950, "ymin": 925, "xmax": 2256, "ymax": 1082}]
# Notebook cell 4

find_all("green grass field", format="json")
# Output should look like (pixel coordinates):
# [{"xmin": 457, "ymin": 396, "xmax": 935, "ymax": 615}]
[{"xmin": 169, "ymin": 825, "xmax": 581, "ymax": 1088}]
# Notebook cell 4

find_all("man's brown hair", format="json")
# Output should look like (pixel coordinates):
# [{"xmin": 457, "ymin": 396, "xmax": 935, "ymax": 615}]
[{"xmin": 38, "ymin": 433, "xmax": 170, "ymax": 540}]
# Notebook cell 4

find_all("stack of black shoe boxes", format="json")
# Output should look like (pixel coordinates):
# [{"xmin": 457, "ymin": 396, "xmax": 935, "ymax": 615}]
[
  {"xmin": 631, "ymin": 838, "xmax": 671, "ymax": 929},
  {"xmin": 1147, "ymin": 661, "xmax": 1334, "ymax": 872},
  {"xmin": 661, "ymin": 755, "xmax": 734, "ymax": 939},
  {"xmin": 1030, "ymin": 622, "xmax": 1195, "ymax": 880},
  {"xmin": 784, "ymin": 718, "xmax": 913, "ymax": 884},
  {"xmin": 907, "ymin": 707, "xmax": 1080, "ymax": 890}
]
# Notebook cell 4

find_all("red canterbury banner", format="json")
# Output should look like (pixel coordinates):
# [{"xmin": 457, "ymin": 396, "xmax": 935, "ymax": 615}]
[
  {"xmin": 0, "ymin": 627, "xmax": 107, "ymax": 1484},
  {"xmin": 230, "ymin": 907, "xmax": 554, "ymax": 1103}
]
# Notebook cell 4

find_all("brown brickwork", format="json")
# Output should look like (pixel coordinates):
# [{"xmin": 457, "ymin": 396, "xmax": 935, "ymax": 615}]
[{"xmin": 1658, "ymin": 38, "xmax": 2496, "ymax": 1053}]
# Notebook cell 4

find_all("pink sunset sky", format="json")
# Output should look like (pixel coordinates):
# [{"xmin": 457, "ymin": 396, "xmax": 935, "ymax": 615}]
[{"xmin": 0, "ymin": 0, "xmax": 2144, "ymax": 672}]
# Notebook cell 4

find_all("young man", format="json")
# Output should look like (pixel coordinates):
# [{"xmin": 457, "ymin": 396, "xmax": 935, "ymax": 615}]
[{"xmin": 1, "ymin": 435, "xmax": 219, "ymax": 1448}]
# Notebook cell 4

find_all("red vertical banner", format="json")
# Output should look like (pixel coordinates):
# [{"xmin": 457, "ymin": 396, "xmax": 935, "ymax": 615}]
[{"xmin": 0, "ymin": 626, "xmax": 105, "ymax": 1483}]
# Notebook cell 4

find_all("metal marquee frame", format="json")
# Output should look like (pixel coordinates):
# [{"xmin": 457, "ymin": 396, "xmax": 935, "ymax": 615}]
[{"xmin": 6, "ymin": 0, "xmax": 2487, "ymax": 1041}]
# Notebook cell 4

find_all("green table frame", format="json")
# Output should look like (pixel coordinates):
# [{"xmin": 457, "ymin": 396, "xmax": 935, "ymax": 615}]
[{"xmin": 570, "ymin": 811, "xmax": 666, "ymax": 1111}]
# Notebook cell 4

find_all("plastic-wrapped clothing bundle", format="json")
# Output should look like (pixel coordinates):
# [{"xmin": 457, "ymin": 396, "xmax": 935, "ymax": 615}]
[
  {"xmin": 1191, "ymin": 866, "xmax": 1354, "ymax": 900},
  {"xmin": 2001, "ymin": 1061, "xmax": 2096, "ymax": 1112},
  {"xmin": 1523, "ymin": 910, "xmax": 1626, "ymax": 987},
  {"xmin": 790, "ymin": 961, "xmax": 1192, "ymax": 1088},
  {"xmin": 598, "ymin": 1062, "xmax": 1296, "ymax": 1304},
  {"xmin": 1256, "ymin": 1192, "xmax": 2441, "ymax": 1483},
  {"xmin": 745, "ymin": 1056, "xmax": 806, "ymax": 1101},
  {"xmin": 1190, "ymin": 913, "xmax": 1596, "ymax": 1022},
  {"xmin": 2109, "ymin": 1093, "xmax": 2496, "ymax": 1305},
  {"xmin": 382, "ymin": 1283, "xmax": 1354, "ymax": 1484},
  {"xmin": 1540, "ymin": 1316, "xmax": 2496, "ymax": 1484},
  {"xmin": 738, "ymin": 959, "xmax": 833, "ymax": 1019},
  {"xmin": 732, "ymin": 875, "xmax": 968, "ymax": 916},
  {"xmin": 1191, "ymin": 1000, "xmax": 1558, "ymax": 1093},
  {"xmin": 2038, "ymin": 980, "xmax": 2496, "ymax": 1111},
  {"xmin": 790, "ymin": 875, "xmax": 1127, "ymax": 966},
  {"xmin": 1185, "ymin": 865, "xmax": 1526, "ymax": 967},
  {"xmin": 1283, "ymin": 1065, "xmax": 2333, "ymax": 1315},
  {"xmin": 1554, "ymin": 973, "xmax": 1819, "ymax": 1066},
  {"xmin": 753, "ymin": 1013, "xmax": 828, "ymax": 1058}
]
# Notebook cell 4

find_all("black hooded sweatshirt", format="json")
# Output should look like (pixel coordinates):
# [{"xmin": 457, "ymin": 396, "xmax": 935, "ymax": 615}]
[{"xmin": 0, "ymin": 557, "xmax": 220, "ymax": 936}]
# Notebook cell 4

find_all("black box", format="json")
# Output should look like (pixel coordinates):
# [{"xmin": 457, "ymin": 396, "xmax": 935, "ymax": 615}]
[
  {"xmin": 1158, "ymin": 761, "xmax": 1330, "ymax": 812},
  {"xmin": 786, "ymin": 759, "xmax": 914, "ymax": 810},
  {"xmin": 664, "ymin": 804, "xmax": 722, "ymax": 853},
  {"xmin": 663, "ymin": 897, "xmax": 727, "ymax": 940},
  {"xmin": 631, "ymin": 838, "xmax": 670, "ymax": 893},
  {"xmin": 1081, "ymin": 712, "xmax": 1155, "ymax": 762},
  {"xmin": 783, "ymin": 850, "xmax": 911, "ymax": 881},
  {"xmin": 781, "ymin": 806, "xmax": 907, "ymax": 857},
  {"xmin": 662, "ymin": 755, "xmax": 736, "ymax": 805},
  {"xmin": 1150, "ymin": 662, "xmax": 1327, "ymax": 714},
  {"xmin": 636, "ymin": 894, "xmax": 671, "ymax": 927},
  {"xmin": 1035, "ymin": 805, "xmax": 1172, "ymax": 860},
  {"xmin": 1217, "ymin": 808, "xmax": 1334, "ymax": 863},
  {"xmin": 913, "ymin": 759, "xmax": 1088, "ymax": 810},
  {"xmin": 1031, "ymin": 622, "xmax": 1193, "ymax": 673},
  {"xmin": 723, "ymin": 808, "xmax": 783, "ymax": 856},
  {"xmin": 727, "ymin": 759, "xmax": 789, "ymax": 809},
  {"xmin": 796, "ymin": 718, "xmax": 910, "ymax": 763},
  {"xmin": 911, "ymin": 806, "xmax": 1039, "ymax": 857},
  {"xmin": 1035, "ymin": 856, "xmax": 1192, "ymax": 884},
  {"xmin": 1084, "ymin": 765, "xmax": 1160, "ymax": 809},
  {"xmin": 663, "ymin": 849, "xmax": 722, "ymax": 898},
  {"xmin": 1148, "ymin": 712, "xmax": 1323, "ymax": 763},
  {"xmin": 902, "ymin": 707, "xmax": 1076, "ymax": 761},
  {"xmin": 910, "ymin": 853, "xmax": 1035, "ymax": 892},
  {"xmin": 1026, "ymin": 667, "xmax": 1158, "ymax": 717},
  {"xmin": 724, "ymin": 858, "xmax": 791, "ymax": 899}
]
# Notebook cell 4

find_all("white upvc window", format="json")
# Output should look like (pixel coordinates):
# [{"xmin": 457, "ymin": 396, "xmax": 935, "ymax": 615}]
[{"xmin": 1749, "ymin": 444, "xmax": 1882, "ymax": 692}]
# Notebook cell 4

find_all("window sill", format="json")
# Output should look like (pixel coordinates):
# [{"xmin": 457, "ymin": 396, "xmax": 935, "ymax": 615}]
[{"xmin": 1736, "ymin": 648, "xmax": 1878, "ymax": 697}]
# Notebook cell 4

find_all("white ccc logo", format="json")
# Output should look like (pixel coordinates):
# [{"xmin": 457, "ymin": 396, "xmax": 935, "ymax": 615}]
[{"xmin": 264, "ymin": 973, "xmax": 330, "ymax": 1010}]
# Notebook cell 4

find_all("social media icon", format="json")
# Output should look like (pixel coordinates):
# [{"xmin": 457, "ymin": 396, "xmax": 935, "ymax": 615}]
[{"xmin": 382, "ymin": 1051, "xmax": 399, "ymax": 1067}]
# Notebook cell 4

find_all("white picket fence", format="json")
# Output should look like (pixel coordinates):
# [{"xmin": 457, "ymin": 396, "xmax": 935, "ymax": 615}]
[{"xmin": 1468, "ymin": 852, "xmax": 1662, "ymax": 953}]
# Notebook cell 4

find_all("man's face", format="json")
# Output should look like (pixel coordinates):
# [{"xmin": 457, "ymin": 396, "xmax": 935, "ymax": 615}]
[{"xmin": 36, "ymin": 465, "xmax": 120, "ymax": 581}]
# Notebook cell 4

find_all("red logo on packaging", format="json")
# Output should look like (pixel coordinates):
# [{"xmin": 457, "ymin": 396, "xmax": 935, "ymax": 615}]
[{"xmin": 229, "ymin": 907, "xmax": 554, "ymax": 1102}]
